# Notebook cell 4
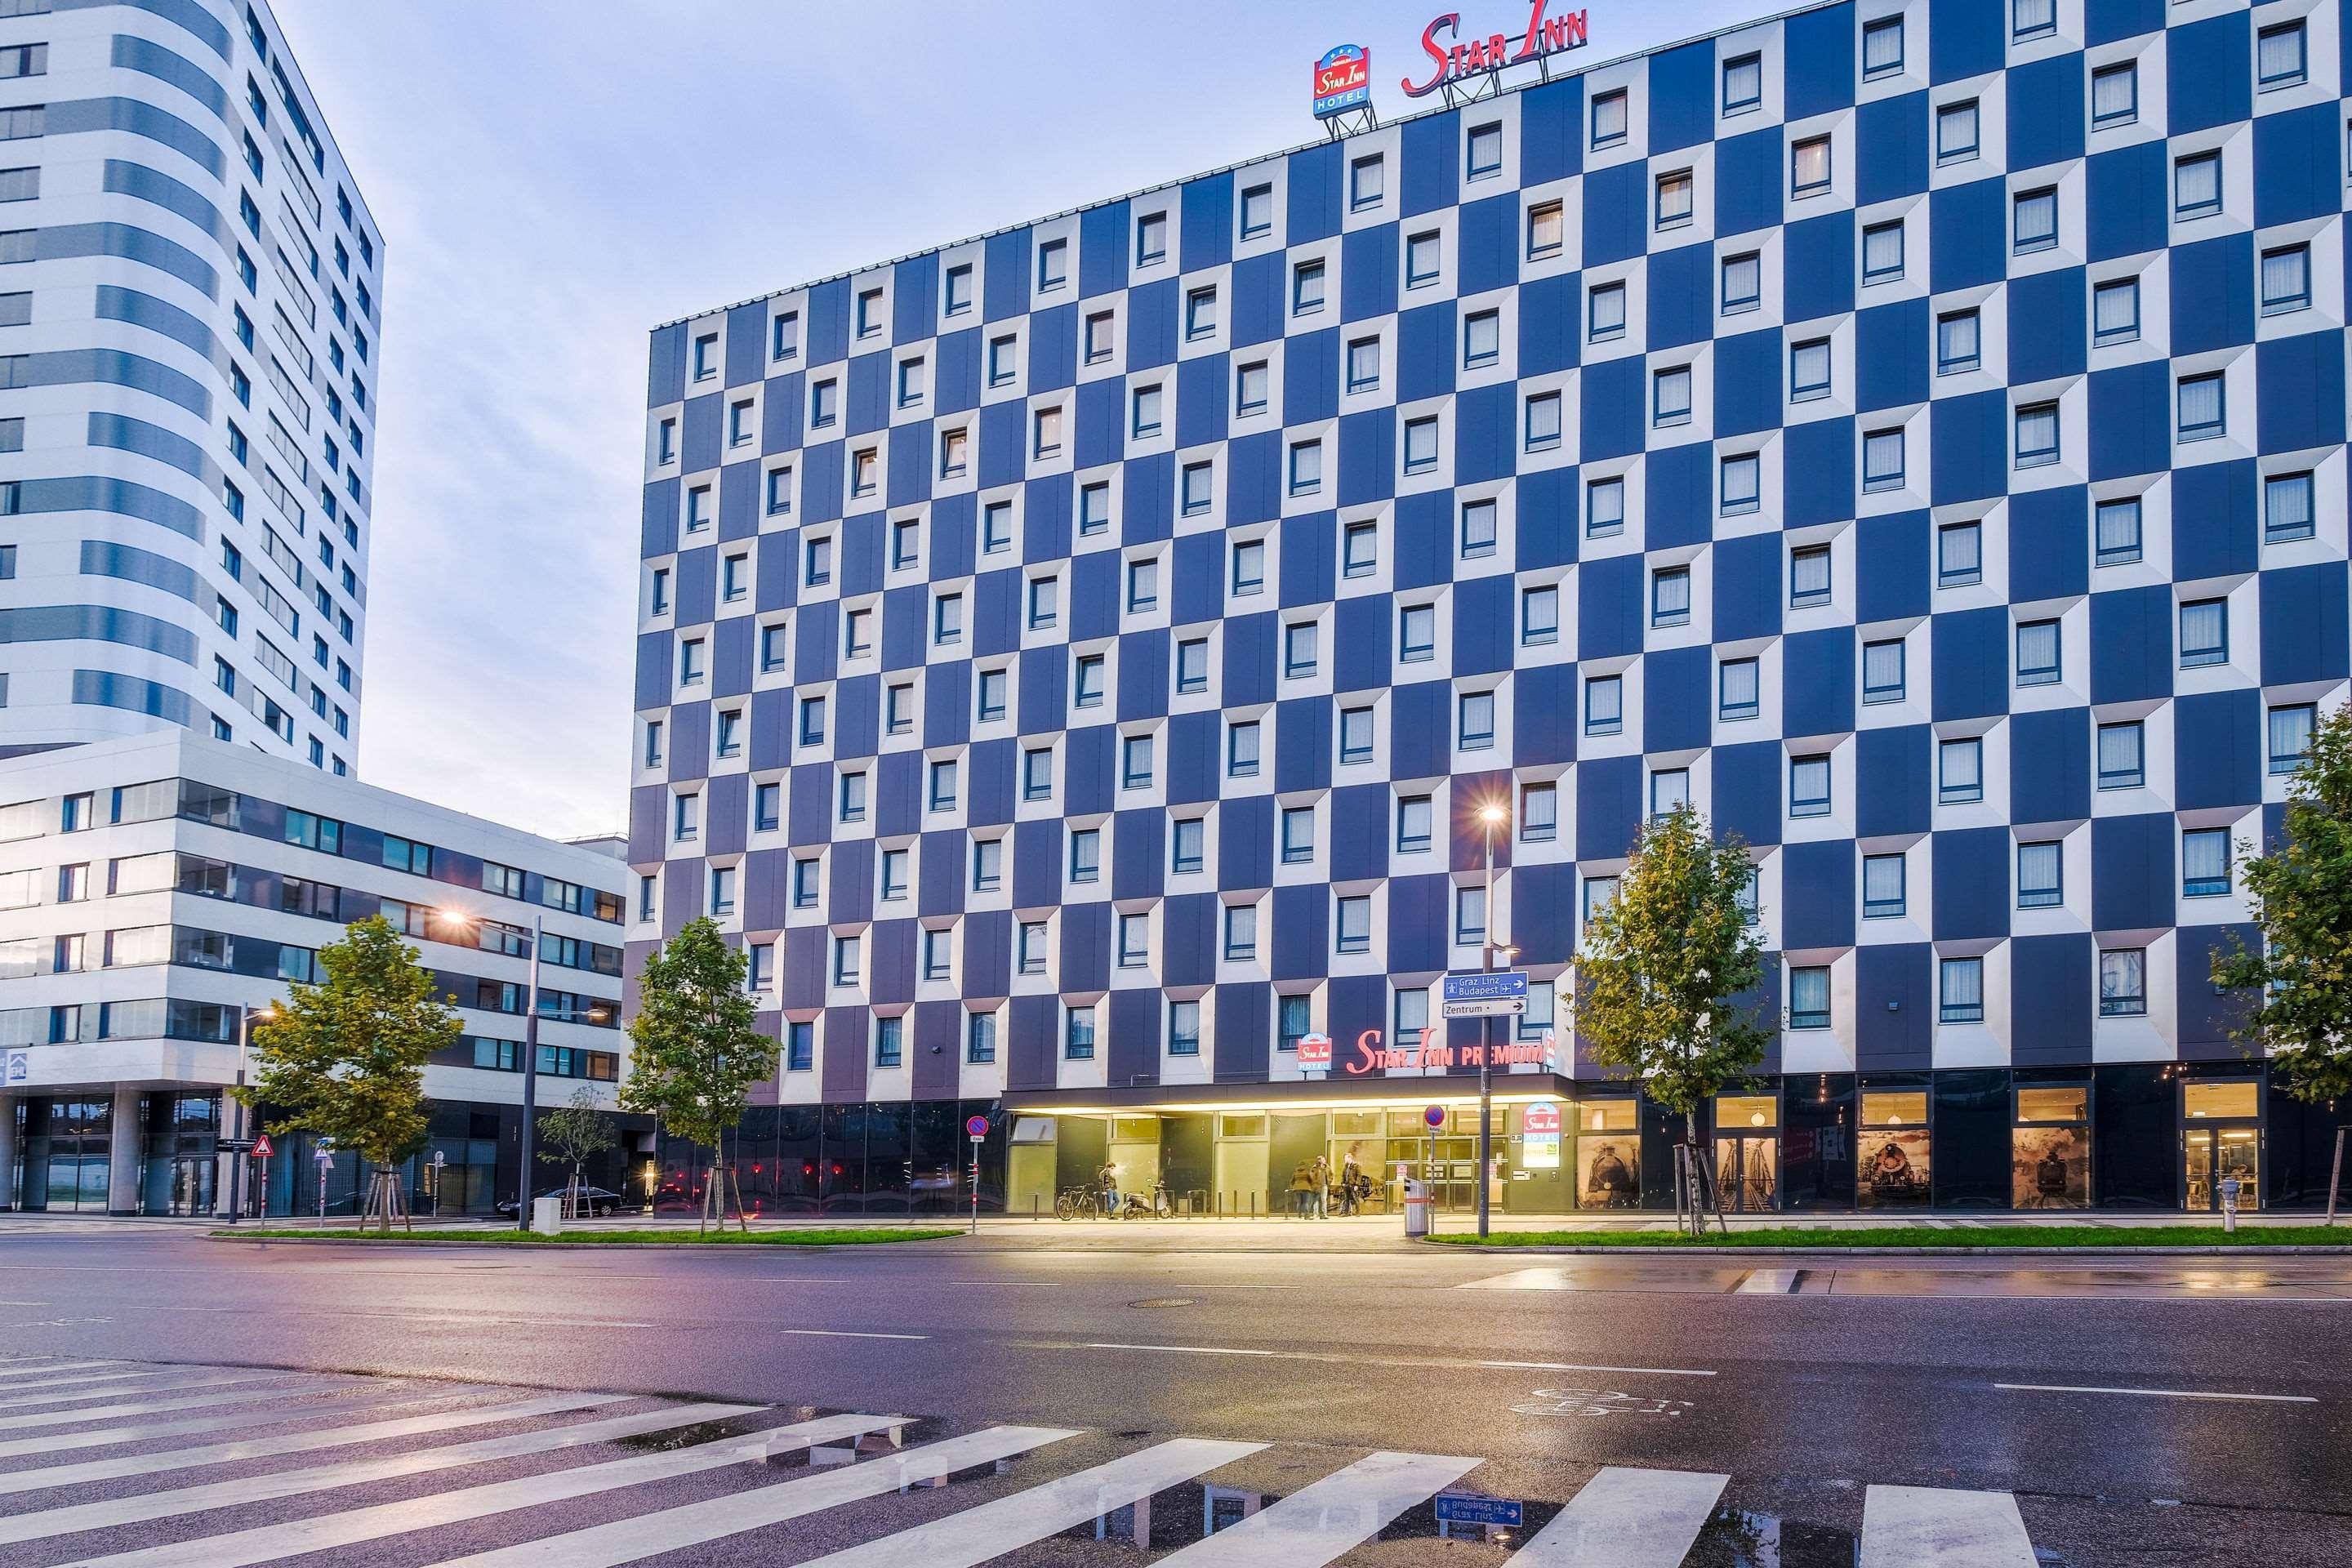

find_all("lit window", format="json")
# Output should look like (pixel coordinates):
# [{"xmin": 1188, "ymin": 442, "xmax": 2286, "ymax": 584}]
[{"xmin": 1793, "ymin": 136, "xmax": 1831, "ymax": 195}]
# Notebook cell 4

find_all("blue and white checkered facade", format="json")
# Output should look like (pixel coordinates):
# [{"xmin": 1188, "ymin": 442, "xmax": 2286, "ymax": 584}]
[{"xmin": 633, "ymin": 0, "xmax": 2352, "ymax": 1114}]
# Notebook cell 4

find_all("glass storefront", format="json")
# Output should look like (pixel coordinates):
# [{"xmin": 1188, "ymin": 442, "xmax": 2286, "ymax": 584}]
[
  {"xmin": 2183, "ymin": 1080, "xmax": 2261, "ymax": 1212},
  {"xmin": 1713, "ymin": 1094, "xmax": 1778, "ymax": 1212},
  {"xmin": 1855, "ymin": 1091, "xmax": 1931, "ymax": 1209},
  {"xmin": 22, "ymin": 1098, "xmax": 115, "ymax": 1213},
  {"xmin": 2013, "ymin": 1085, "xmax": 2091, "ymax": 1209},
  {"xmin": 1574, "ymin": 1099, "xmax": 1641, "ymax": 1209}
]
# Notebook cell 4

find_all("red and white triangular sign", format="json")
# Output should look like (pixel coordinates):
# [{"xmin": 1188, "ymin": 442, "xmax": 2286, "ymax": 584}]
[{"xmin": 251, "ymin": 1134, "xmax": 274, "ymax": 1158}]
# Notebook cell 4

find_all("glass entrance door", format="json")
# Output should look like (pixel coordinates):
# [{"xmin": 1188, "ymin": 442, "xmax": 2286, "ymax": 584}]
[
  {"xmin": 1714, "ymin": 1136, "xmax": 1779, "ymax": 1212},
  {"xmin": 2185, "ymin": 1128, "xmax": 2261, "ymax": 1212},
  {"xmin": 167, "ymin": 1156, "xmax": 213, "ymax": 1217}
]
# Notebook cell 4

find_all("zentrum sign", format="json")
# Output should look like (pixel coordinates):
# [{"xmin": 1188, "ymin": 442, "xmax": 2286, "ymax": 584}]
[{"xmin": 1403, "ymin": 1, "xmax": 1591, "ymax": 99}]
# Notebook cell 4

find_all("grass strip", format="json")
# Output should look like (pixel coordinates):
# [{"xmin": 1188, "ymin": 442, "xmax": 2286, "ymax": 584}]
[{"xmin": 212, "ymin": 1227, "xmax": 961, "ymax": 1245}]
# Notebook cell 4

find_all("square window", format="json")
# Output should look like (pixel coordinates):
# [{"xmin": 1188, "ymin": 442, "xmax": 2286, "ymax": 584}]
[
  {"xmin": 1591, "ymin": 88, "xmax": 1628, "ymax": 147},
  {"xmin": 1790, "ymin": 543, "xmax": 1833, "ymax": 608},
  {"xmin": 2018, "ymin": 841, "xmax": 2062, "ymax": 908},
  {"xmin": 2014, "ymin": 402, "xmax": 2060, "ymax": 467},
  {"xmin": 1236, "ymin": 360, "xmax": 1270, "ymax": 415},
  {"xmin": 2184, "ymin": 826, "xmax": 2231, "ymax": 898},
  {"xmin": 2016, "ymin": 618, "xmax": 2061, "ymax": 685},
  {"xmin": 1284, "ymin": 621, "xmax": 1318, "ymax": 679},
  {"xmin": 1036, "ymin": 237, "xmax": 1067, "ymax": 290},
  {"xmin": 1940, "ymin": 737, "xmax": 1984, "ymax": 804},
  {"xmin": 1405, "ymin": 230, "xmax": 1441, "ymax": 287},
  {"xmin": 1793, "ymin": 135, "xmax": 1832, "ymax": 194},
  {"xmin": 1460, "ymin": 498, "xmax": 1498, "ymax": 558},
  {"xmin": 1722, "ymin": 251, "xmax": 1761, "ymax": 313},
  {"xmin": 1293, "ymin": 259, "xmax": 1327, "ymax": 314},
  {"xmin": 1791, "ymin": 338, "xmax": 1831, "ymax": 401},
  {"xmin": 1652, "ymin": 365, "xmax": 1693, "ymax": 426},
  {"xmin": 1938, "ymin": 520, "xmax": 1982, "ymax": 587},
  {"xmin": 1525, "ymin": 391, "xmax": 1562, "ymax": 451},
  {"xmin": 1458, "ymin": 692, "xmax": 1495, "ymax": 749},
  {"xmin": 1137, "ymin": 211, "xmax": 1167, "ymax": 262},
  {"xmin": 2012, "ymin": 0, "xmax": 2056, "ymax": 42},
  {"xmin": 1863, "ymin": 853, "xmax": 1906, "ymax": 919},
  {"xmin": 1397, "ymin": 795, "xmax": 1434, "ymax": 853},
  {"xmin": 1070, "ymin": 826, "xmax": 1102, "ymax": 882},
  {"xmin": 1862, "ymin": 219, "xmax": 1904, "ymax": 281},
  {"xmin": 945, "ymin": 265, "xmax": 973, "ymax": 316},
  {"xmin": 1289, "ymin": 440, "xmax": 1324, "ymax": 496},
  {"xmin": 2176, "ymin": 373, "xmax": 2225, "ymax": 441},
  {"xmin": 1936, "ymin": 100, "xmax": 1978, "ymax": 163},
  {"xmin": 1864, "ymin": 427, "xmax": 1906, "ymax": 491},
  {"xmin": 1127, "ymin": 558, "xmax": 1160, "ymax": 612},
  {"xmin": 2179, "ymin": 597, "xmax": 2228, "ymax": 667},
  {"xmin": 2091, "ymin": 62, "xmax": 2137, "ymax": 127},
  {"xmin": 1650, "ymin": 565, "xmax": 1691, "ymax": 627},
  {"xmin": 2265, "ymin": 472, "xmax": 2315, "ymax": 543},
  {"xmin": 1940, "ymin": 958, "xmax": 1984, "ymax": 1023},
  {"xmin": 2258, "ymin": 21, "xmax": 2307, "ymax": 90},
  {"xmin": 1184, "ymin": 286, "xmax": 1218, "ymax": 341},
  {"xmin": 1528, "ymin": 201, "xmax": 1565, "ymax": 258},
  {"xmin": 1403, "ymin": 416, "xmax": 1440, "ymax": 474},
  {"xmin": 1937, "ymin": 309, "xmax": 1980, "ymax": 373},
  {"xmin": 2099, "ymin": 949, "xmax": 2146, "ymax": 1017},
  {"xmin": 2174, "ymin": 152, "xmax": 2221, "ymax": 219},
  {"xmin": 1132, "ymin": 383, "xmax": 1165, "ymax": 438},
  {"xmin": 1169, "ymin": 1000, "xmax": 1201, "ymax": 1054},
  {"xmin": 1650, "ymin": 768, "xmax": 1690, "ymax": 819},
  {"xmin": 1584, "ymin": 674, "xmax": 1624, "ymax": 735},
  {"xmin": 1280, "ymin": 806, "xmax": 1314, "ymax": 863},
  {"xmin": 1587, "ymin": 475, "xmax": 1625, "ymax": 537},
  {"xmin": 1790, "ymin": 755, "xmax": 1832, "ymax": 817},
  {"xmin": 1863, "ymin": 16, "xmax": 1904, "ymax": 78},
  {"xmin": 2092, "ymin": 278, "xmax": 2139, "ymax": 345},
  {"xmin": 1176, "ymin": 637, "xmax": 1209, "ymax": 694},
  {"xmin": 1351, "ymin": 154, "xmax": 1384, "ymax": 210},
  {"xmin": 2012, "ymin": 187, "xmax": 2058, "ymax": 252},
  {"xmin": 1862, "ymin": 638, "xmax": 1906, "ymax": 704},
  {"xmin": 1347, "ymin": 336, "xmax": 1381, "ymax": 393},
  {"xmin": 2095, "ymin": 497, "xmax": 2142, "ymax": 565},
  {"xmin": 988, "ymin": 336, "xmax": 1018, "ymax": 385},
  {"xmin": 2270, "ymin": 703, "xmax": 2317, "ymax": 773},
  {"xmin": 2261, "ymin": 245, "xmax": 2311, "ymax": 314},
  {"xmin": 1224, "ymin": 905, "xmax": 1257, "ymax": 960},
  {"xmin": 1468, "ymin": 122, "xmax": 1503, "ymax": 178},
  {"xmin": 1182, "ymin": 461, "xmax": 1214, "ymax": 516},
  {"xmin": 1723, "ymin": 51, "xmax": 1762, "ymax": 113},
  {"xmin": 1521, "ymin": 782, "xmax": 1558, "ymax": 841},
  {"xmin": 1401, "ymin": 604, "xmax": 1436, "ymax": 662},
  {"xmin": 1173, "ymin": 817, "xmax": 1206, "ymax": 874},
  {"xmin": 1521, "ymin": 584, "xmax": 1559, "ymax": 645},
  {"xmin": 1240, "ymin": 182, "xmax": 1273, "ymax": 238},
  {"xmin": 1339, "ymin": 706, "xmax": 1375, "ymax": 764},
  {"xmin": 1588, "ymin": 281, "xmax": 1628, "ymax": 341},
  {"xmin": 1076, "ymin": 653, "xmax": 1106, "ymax": 707},
  {"xmin": 1085, "ymin": 310, "xmax": 1114, "ymax": 362},
  {"xmin": 1789, "ymin": 966, "xmax": 1831, "ymax": 1028},
  {"xmin": 1719, "ymin": 657, "xmax": 1760, "ymax": 720},
  {"xmin": 2096, "ymin": 721, "xmax": 2144, "ymax": 790},
  {"xmin": 1655, "ymin": 169, "xmax": 1694, "ymax": 228},
  {"xmin": 1121, "ymin": 734, "xmax": 1154, "ymax": 789},
  {"xmin": 1720, "ymin": 452, "xmax": 1761, "ymax": 514}
]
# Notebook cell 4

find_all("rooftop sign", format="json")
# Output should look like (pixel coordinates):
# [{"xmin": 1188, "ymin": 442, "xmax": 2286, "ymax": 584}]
[
  {"xmin": 1402, "ymin": 2, "xmax": 1590, "ymax": 99},
  {"xmin": 1313, "ymin": 45, "xmax": 1373, "ymax": 118}
]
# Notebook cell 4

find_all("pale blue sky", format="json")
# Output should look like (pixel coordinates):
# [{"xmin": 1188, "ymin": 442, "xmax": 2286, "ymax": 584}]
[{"xmin": 277, "ymin": 0, "xmax": 1761, "ymax": 839}]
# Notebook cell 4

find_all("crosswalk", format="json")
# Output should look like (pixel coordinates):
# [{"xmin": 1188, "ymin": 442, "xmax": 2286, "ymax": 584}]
[{"xmin": 0, "ymin": 1353, "xmax": 2056, "ymax": 1566}]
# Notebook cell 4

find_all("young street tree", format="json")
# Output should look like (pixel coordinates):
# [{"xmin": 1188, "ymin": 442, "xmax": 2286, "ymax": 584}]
[
  {"xmin": 242, "ymin": 914, "xmax": 461, "ymax": 1232},
  {"xmin": 536, "ymin": 1087, "xmax": 620, "ymax": 1218},
  {"xmin": 1574, "ymin": 802, "xmax": 1770, "ymax": 1232},
  {"xmin": 619, "ymin": 916, "xmax": 772, "ymax": 1232},
  {"xmin": 2212, "ymin": 705, "xmax": 2352, "ymax": 1105}
]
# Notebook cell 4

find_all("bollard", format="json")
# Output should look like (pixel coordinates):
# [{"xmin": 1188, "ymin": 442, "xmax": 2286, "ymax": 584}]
[
  {"xmin": 1031, "ymin": 1192, "xmax": 1041, "ymax": 1222},
  {"xmin": 2220, "ymin": 1175, "xmax": 2240, "ymax": 1235}
]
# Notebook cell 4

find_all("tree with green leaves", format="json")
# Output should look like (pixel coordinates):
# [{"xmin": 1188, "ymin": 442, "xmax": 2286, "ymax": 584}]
[
  {"xmin": 1574, "ymin": 803, "xmax": 1771, "ymax": 1232},
  {"xmin": 2212, "ymin": 705, "xmax": 2352, "ymax": 1107},
  {"xmin": 619, "ymin": 916, "xmax": 773, "ymax": 1232},
  {"xmin": 536, "ymin": 1087, "xmax": 620, "ymax": 1218},
  {"xmin": 240, "ymin": 915, "xmax": 461, "ymax": 1232}
]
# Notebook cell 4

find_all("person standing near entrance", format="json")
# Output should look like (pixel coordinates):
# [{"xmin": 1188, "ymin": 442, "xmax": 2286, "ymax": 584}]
[
  {"xmin": 1339, "ymin": 1147, "xmax": 1365, "ymax": 1215},
  {"xmin": 1309, "ymin": 1154, "xmax": 1330, "ymax": 1218},
  {"xmin": 1287, "ymin": 1160, "xmax": 1314, "ymax": 1218}
]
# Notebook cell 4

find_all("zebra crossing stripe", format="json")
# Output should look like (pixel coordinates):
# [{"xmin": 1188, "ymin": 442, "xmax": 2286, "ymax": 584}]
[
  {"xmin": 0, "ymin": 1361, "xmax": 123, "ymax": 1379},
  {"xmin": 1154, "ymin": 1449, "xmax": 1484, "ymax": 1566},
  {"xmin": 1503, "ymin": 1466, "xmax": 1730, "ymax": 1566},
  {"xmin": 0, "ymin": 1370, "xmax": 292, "ymax": 1413},
  {"xmin": 0, "ymin": 1392, "xmax": 627, "ymax": 1495},
  {"xmin": 0, "ymin": 1400, "xmax": 760, "ymax": 1545},
  {"xmin": 793, "ymin": 1437, "xmax": 1268, "ymax": 1568},
  {"xmin": 0, "ymin": 1388, "xmax": 464, "ymax": 1461},
  {"xmin": 46, "ymin": 1410, "xmax": 902, "ymax": 1568},
  {"xmin": 1860, "ymin": 1485, "xmax": 2038, "ymax": 1567},
  {"xmin": 0, "ymin": 1379, "xmax": 345, "ymax": 1434},
  {"xmin": 420, "ymin": 1424, "xmax": 1082, "ymax": 1568},
  {"xmin": 0, "ymin": 1369, "xmax": 199, "ymax": 1396}
]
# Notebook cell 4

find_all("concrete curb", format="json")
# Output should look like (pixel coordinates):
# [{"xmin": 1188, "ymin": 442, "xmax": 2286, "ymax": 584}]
[
  {"xmin": 202, "ymin": 1232, "xmax": 962, "ymax": 1251},
  {"xmin": 1419, "ymin": 1240, "xmax": 2352, "ymax": 1256}
]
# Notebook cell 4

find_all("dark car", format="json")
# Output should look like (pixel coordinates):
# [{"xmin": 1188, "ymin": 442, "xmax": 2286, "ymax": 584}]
[{"xmin": 494, "ymin": 1185, "xmax": 627, "ymax": 1218}]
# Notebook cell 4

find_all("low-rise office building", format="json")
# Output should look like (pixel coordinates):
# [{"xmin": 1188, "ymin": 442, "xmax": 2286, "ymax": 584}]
[{"xmin": 0, "ymin": 732, "xmax": 632, "ymax": 1216}]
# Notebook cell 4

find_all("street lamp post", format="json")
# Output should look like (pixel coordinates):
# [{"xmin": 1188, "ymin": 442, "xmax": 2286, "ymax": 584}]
[
  {"xmin": 1477, "ymin": 802, "xmax": 1510, "ymax": 1240},
  {"xmin": 442, "ymin": 907, "xmax": 546, "ymax": 1232},
  {"xmin": 223, "ymin": 1002, "xmax": 272, "ymax": 1224}
]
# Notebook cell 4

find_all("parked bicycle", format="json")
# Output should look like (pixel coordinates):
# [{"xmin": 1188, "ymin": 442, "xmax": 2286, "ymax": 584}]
[{"xmin": 1053, "ymin": 1186, "xmax": 1102, "ymax": 1221}]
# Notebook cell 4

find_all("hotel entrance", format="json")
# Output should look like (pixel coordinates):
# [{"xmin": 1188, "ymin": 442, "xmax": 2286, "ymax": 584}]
[
  {"xmin": 2183, "ymin": 1080, "xmax": 2261, "ymax": 1212},
  {"xmin": 1713, "ymin": 1094, "xmax": 1779, "ymax": 1212}
]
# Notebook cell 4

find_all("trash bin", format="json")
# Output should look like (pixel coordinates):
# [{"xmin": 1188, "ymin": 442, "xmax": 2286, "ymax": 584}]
[
  {"xmin": 1402, "ymin": 1179, "xmax": 1432, "ymax": 1239},
  {"xmin": 530, "ymin": 1196, "xmax": 564, "ymax": 1235}
]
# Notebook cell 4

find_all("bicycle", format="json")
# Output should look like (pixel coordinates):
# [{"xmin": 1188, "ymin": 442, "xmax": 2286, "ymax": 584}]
[{"xmin": 1054, "ymin": 1186, "xmax": 1101, "ymax": 1221}]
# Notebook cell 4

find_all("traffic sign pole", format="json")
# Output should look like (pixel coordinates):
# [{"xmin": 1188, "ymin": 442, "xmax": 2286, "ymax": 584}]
[{"xmin": 966, "ymin": 1116, "xmax": 989, "ymax": 1235}]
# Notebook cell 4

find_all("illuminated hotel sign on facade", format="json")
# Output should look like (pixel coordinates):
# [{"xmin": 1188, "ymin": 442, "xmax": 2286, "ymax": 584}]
[
  {"xmin": 1344, "ymin": 1030, "xmax": 1552, "ymax": 1075},
  {"xmin": 1401, "ymin": 1, "xmax": 1590, "ymax": 98},
  {"xmin": 1312, "ymin": 44, "xmax": 1372, "ymax": 118}
]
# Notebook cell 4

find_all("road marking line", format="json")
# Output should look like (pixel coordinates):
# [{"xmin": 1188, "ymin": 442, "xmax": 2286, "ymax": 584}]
[
  {"xmin": 0, "ymin": 1360, "xmax": 119, "ymax": 1379},
  {"xmin": 1085, "ymin": 1342, "xmax": 1280, "ymax": 1357},
  {"xmin": 0, "ymin": 1400, "xmax": 761, "ymax": 1545},
  {"xmin": 1860, "ymin": 1483, "xmax": 2038, "ymax": 1566},
  {"xmin": 0, "ymin": 1371, "xmax": 317, "ymax": 1414},
  {"xmin": 0, "ymin": 1389, "xmax": 491, "ymax": 1460},
  {"xmin": 1994, "ymin": 1383, "xmax": 2316, "ymax": 1404},
  {"xmin": 0, "ymin": 1381, "xmax": 350, "ymax": 1435},
  {"xmin": 1155, "ymin": 1449, "xmax": 1481, "ymax": 1566},
  {"xmin": 1478, "ymin": 1360, "xmax": 1717, "ymax": 1378},
  {"xmin": 1503, "ymin": 1465, "xmax": 1729, "ymax": 1566},
  {"xmin": 1071, "ymin": 1341, "xmax": 1716, "ymax": 1377},
  {"xmin": 793, "ymin": 1437, "xmax": 1268, "ymax": 1568},
  {"xmin": 0, "ymin": 1370, "xmax": 180, "ymax": 1401},
  {"xmin": 42, "ymin": 1411, "xmax": 898, "ymax": 1568},
  {"xmin": 780, "ymin": 1328, "xmax": 929, "ymax": 1340},
  {"xmin": 1735, "ymin": 1269, "xmax": 1804, "ymax": 1294},
  {"xmin": 0, "ymin": 1392, "xmax": 627, "ymax": 1494},
  {"xmin": 418, "ymin": 1425, "xmax": 1076, "ymax": 1568}
]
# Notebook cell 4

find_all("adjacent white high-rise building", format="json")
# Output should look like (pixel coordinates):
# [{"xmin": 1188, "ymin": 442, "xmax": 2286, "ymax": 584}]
[{"xmin": 0, "ymin": 0, "xmax": 381, "ymax": 773}]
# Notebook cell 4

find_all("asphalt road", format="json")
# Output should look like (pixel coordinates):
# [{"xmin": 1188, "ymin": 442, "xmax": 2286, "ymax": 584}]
[{"xmin": 1, "ymin": 1229, "xmax": 2347, "ymax": 1566}]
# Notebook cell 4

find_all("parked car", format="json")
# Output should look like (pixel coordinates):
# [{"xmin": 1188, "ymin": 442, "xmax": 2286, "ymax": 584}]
[{"xmin": 494, "ymin": 1185, "xmax": 626, "ymax": 1218}]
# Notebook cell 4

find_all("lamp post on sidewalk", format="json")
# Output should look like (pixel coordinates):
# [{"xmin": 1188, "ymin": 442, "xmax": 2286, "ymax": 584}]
[{"xmin": 222, "ymin": 1002, "xmax": 274, "ymax": 1223}]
